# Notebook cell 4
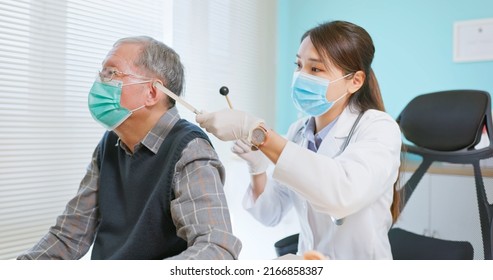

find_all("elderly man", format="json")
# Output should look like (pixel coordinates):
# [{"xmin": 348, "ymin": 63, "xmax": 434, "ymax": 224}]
[{"xmin": 17, "ymin": 36, "xmax": 241, "ymax": 260}]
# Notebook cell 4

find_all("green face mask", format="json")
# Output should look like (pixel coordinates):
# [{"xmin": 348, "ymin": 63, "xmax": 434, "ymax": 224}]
[{"xmin": 88, "ymin": 78, "xmax": 147, "ymax": 130}]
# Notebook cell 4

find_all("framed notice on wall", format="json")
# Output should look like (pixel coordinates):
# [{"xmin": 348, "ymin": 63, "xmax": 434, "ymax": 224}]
[{"xmin": 454, "ymin": 18, "xmax": 493, "ymax": 62}]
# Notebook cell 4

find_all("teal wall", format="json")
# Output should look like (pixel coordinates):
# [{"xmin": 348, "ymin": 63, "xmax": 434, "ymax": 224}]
[{"xmin": 276, "ymin": 0, "xmax": 493, "ymax": 133}]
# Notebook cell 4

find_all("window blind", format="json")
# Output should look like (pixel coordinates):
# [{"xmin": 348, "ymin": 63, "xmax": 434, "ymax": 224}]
[
  {"xmin": 0, "ymin": 0, "xmax": 277, "ymax": 260},
  {"xmin": 0, "ymin": 0, "xmax": 170, "ymax": 260}
]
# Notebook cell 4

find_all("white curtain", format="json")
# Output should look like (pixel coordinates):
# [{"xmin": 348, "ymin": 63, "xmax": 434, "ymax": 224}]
[
  {"xmin": 171, "ymin": 0, "xmax": 277, "ymax": 157},
  {"xmin": 171, "ymin": 0, "xmax": 279, "ymax": 259}
]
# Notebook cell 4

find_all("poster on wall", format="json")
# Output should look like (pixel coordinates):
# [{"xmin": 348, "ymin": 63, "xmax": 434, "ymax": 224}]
[{"xmin": 454, "ymin": 18, "xmax": 493, "ymax": 62}]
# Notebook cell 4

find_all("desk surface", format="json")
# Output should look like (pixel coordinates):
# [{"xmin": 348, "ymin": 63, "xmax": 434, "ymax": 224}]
[{"xmin": 403, "ymin": 159, "xmax": 493, "ymax": 177}]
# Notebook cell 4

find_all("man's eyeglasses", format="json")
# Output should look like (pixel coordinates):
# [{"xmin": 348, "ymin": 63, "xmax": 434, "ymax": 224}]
[{"xmin": 98, "ymin": 68, "xmax": 150, "ymax": 83}]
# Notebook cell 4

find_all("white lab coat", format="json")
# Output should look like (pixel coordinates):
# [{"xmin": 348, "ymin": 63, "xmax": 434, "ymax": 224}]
[{"xmin": 244, "ymin": 106, "xmax": 402, "ymax": 259}]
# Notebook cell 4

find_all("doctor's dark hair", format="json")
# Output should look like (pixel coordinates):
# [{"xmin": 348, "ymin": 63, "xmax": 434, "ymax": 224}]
[
  {"xmin": 301, "ymin": 20, "xmax": 384, "ymax": 113},
  {"xmin": 113, "ymin": 36, "xmax": 184, "ymax": 107},
  {"xmin": 302, "ymin": 21, "xmax": 401, "ymax": 222}
]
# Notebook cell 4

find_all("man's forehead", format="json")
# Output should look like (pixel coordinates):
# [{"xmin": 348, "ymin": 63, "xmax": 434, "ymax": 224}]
[{"xmin": 102, "ymin": 43, "xmax": 142, "ymax": 70}]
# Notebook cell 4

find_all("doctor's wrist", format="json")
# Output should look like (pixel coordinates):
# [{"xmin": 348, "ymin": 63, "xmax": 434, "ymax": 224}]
[{"xmin": 248, "ymin": 123, "xmax": 270, "ymax": 150}]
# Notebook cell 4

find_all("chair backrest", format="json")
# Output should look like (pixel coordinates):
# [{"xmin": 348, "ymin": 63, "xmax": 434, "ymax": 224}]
[
  {"xmin": 394, "ymin": 89, "xmax": 493, "ymax": 260},
  {"xmin": 398, "ymin": 89, "xmax": 492, "ymax": 152}
]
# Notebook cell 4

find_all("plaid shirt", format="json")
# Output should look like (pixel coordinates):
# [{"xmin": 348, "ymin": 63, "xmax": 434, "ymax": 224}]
[{"xmin": 17, "ymin": 107, "xmax": 241, "ymax": 260}]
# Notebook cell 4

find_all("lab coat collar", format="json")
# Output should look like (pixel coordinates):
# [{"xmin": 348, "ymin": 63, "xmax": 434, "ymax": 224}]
[
  {"xmin": 317, "ymin": 106, "xmax": 362, "ymax": 156},
  {"xmin": 331, "ymin": 106, "xmax": 362, "ymax": 138}
]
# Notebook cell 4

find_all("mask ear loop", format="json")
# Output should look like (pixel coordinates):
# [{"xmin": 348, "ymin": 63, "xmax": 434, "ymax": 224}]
[
  {"xmin": 330, "ymin": 91, "xmax": 350, "ymax": 104},
  {"xmin": 124, "ymin": 80, "xmax": 152, "ymax": 112},
  {"xmin": 327, "ymin": 72, "xmax": 355, "ymax": 103},
  {"xmin": 330, "ymin": 72, "xmax": 354, "ymax": 83},
  {"xmin": 130, "ymin": 104, "xmax": 145, "ymax": 113}
]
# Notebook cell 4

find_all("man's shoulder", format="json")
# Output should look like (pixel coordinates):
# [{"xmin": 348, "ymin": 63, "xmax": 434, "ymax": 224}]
[
  {"xmin": 173, "ymin": 118, "xmax": 208, "ymax": 136},
  {"xmin": 172, "ymin": 119, "xmax": 216, "ymax": 154}
]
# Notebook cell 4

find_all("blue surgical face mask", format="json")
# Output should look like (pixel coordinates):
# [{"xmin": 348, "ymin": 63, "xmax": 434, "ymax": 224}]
[
  {"xmin": 88, "ymin": 77, "xmax": 150, "ymax": 130},
  {"xmin": 291, "ymin": 71, "xmax": 352, "ymax": 117}
]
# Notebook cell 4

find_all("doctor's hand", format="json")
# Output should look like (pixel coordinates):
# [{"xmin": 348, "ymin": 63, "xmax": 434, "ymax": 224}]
[
  {"xmin": 195, "ymin": 109, "xmax": 264, "ymax": 141},
  {"xmin": 232, "ymin": 139, "xmax": 269, "ymax": 175}
]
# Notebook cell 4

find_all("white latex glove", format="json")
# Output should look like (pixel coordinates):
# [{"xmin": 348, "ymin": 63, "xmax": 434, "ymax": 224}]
[
  {"xmin": 195, "ymin": 109, "xmax": 264, "ymax": 141},
  {"xmin": 231, "ymin": 139, "xmax": 269, "ymax": 175}
]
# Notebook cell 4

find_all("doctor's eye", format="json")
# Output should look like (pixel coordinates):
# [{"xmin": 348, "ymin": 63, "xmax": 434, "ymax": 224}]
[
  {"xmin": 294, "ymin": 61, "xmax": 301, "ymax": 70},
  {"xmin": 311, "ymin": 67, "xmax": 323, "ymax": 73}
]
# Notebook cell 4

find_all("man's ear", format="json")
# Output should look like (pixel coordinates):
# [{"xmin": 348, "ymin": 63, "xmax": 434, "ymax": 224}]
[
  {"xmin": 348, "ymin": 70, "xmax": 365, "ymax": 94},
  {"xmin": 145, "ymin": 80, "xmax": 163, "ymax": 106}
]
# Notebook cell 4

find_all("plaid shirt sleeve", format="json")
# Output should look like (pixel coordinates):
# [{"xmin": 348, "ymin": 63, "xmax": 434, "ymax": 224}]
[
  {"xmin": 16, "ymin": 147, "xmax": 100, "ymax": 260},
  {"xmin": 167, "ymin": 138, "xmax": 242, "ymax": 260}
]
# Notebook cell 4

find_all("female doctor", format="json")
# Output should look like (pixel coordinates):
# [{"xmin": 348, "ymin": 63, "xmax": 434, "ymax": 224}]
[{"xmin": 196, "ymin": 20, "xmax": 402, "ymax": 259}]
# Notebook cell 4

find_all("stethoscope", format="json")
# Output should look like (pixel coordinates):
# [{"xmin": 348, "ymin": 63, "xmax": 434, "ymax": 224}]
[{"xmin": 293, "ymin": 112, "xmax": 364, "ymax": 226}]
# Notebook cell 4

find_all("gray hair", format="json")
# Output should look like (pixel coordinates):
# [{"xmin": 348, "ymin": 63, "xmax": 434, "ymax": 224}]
[{"xmin": 113, "ymin": 36, "xmax": 184, "ymax": 106}]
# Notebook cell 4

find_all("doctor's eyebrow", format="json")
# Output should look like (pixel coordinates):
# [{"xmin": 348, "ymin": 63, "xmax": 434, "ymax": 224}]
[{"xmin": 295, "ymin": 54, "xmax": 323, "ymax": 63}]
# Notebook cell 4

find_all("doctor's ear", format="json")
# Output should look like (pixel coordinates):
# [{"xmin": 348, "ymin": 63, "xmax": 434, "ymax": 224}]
[{"xmin": 348, "ymin": 70, "xmax": 365, "ymax": 94}]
